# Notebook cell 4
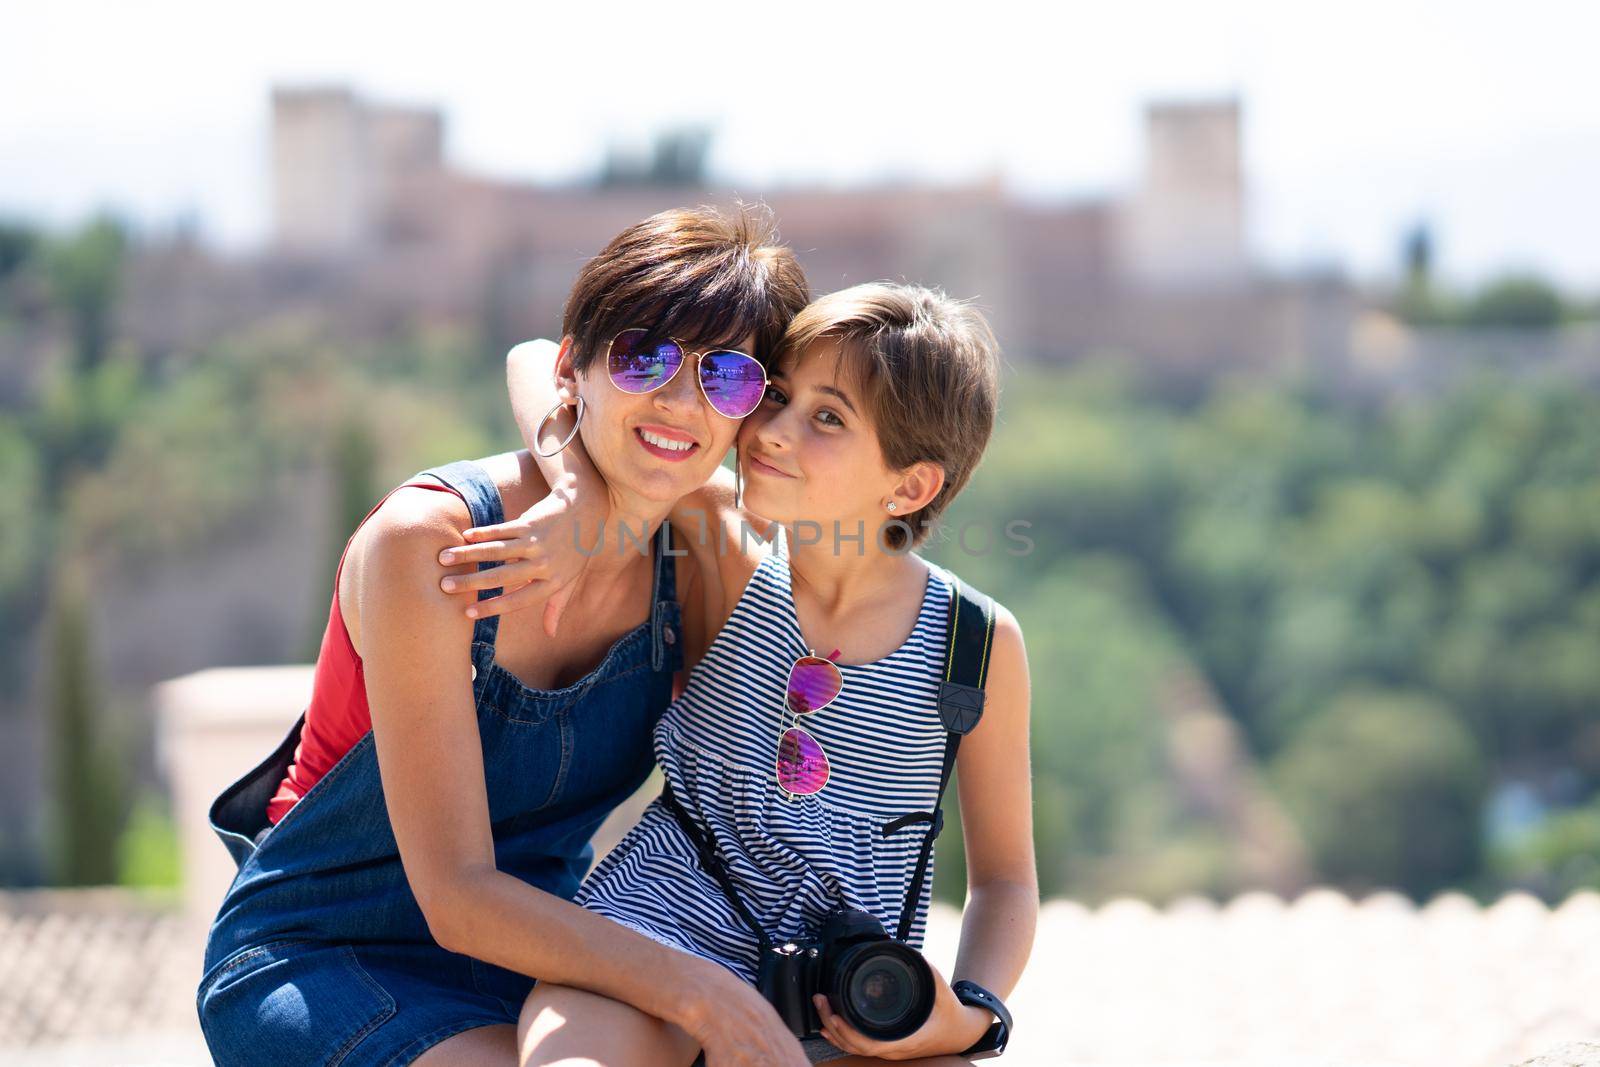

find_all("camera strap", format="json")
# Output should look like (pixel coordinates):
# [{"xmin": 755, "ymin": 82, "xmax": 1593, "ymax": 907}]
[
  {"xmin": 885, "ymin": 574, "xmax": 996, "ymax": 941},
  {"xmin": 658, "ymin": 570, "xmax": 997, "ymax": 954},
  {"xmin": 660, "ymin": 778, "xmax": 774, "ymax": 951}
]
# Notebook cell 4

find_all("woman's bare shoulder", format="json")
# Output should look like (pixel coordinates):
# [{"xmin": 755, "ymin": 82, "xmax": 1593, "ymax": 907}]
[
  {"xmin": 361, "ymin": 450, "xmax": 543, "ymax": 534},
  {"xmin": 361, "ymin": 481, "xmax": 473, "ymax": 554},
  {"xmin": 339, "ymin": 477, "xmax": 476, "ymax": 651}
]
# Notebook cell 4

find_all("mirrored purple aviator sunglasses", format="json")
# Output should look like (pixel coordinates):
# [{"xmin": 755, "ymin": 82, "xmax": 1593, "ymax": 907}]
[
  {"xmin": 775, "ymin": 650, "xmax": 844, "ymax": 799},
  {"xmin": 605, "ymin": 327, "xmax": 768, "ymax": 419}
]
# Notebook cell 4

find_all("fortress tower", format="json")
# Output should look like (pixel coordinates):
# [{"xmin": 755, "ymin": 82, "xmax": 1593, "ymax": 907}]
[
  {"xmin": 1117, "ymin": 98, "xmax": 1248, "ymax": 291},
  {"xmin": 270, "ymin": 86, "xmax": 444, "ymax": 257}
]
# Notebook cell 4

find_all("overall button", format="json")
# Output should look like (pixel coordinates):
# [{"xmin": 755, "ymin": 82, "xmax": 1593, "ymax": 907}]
[
  {"xmin": 471, "ymin": 664, "xmax": 478, "ymax": 681},
  {"xmin": 663, "ymin": 625, "xmax": 676, "ymax": 645}
]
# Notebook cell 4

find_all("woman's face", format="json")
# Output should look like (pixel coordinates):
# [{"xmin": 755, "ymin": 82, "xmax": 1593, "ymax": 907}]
[
  {"xmin": 570, "ymin": 329, "xmax": 756, "ymax": 509},
  {"xmin": 737, "ymin": 339, "xmax": 906, "ymax": 543}
]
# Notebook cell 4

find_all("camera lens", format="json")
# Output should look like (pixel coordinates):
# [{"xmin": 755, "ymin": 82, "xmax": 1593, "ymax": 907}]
[
  {"xmin": 828, "ymin": 942, "xmax": 934, "ymax": 1041},
  {"xmin": 849, "ymin": 954, "xmax": 916, "ymax": 1023}
]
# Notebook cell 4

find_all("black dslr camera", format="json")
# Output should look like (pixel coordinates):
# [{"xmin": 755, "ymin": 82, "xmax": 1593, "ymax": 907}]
[{"xmin": 756, "ymin": 907, "xmax": 936, "ymax": 1042}]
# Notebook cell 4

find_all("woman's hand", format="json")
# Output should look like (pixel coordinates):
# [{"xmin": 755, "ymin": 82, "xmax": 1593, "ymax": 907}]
[
  {"xmin": 811, "ymin": 963, "xmax": 991, "ymax": 1061},
  {"xmin": 679, "ymin": 961, "xmax": 811, "ymax": 1067},
  {"xmin": 435, "ymin": 486, "xmax": 602, "ymax": 636}
]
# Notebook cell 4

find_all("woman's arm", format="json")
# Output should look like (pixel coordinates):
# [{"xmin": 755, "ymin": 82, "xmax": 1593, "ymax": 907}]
[
  {"xmin": 428, "ymin": 339, "xmax": 608, "ymax": 632},
  {"xmin": 420, "ymin": 339, "xmax": 604, "ymax": 632},
  {"xmin": 814, "ymin": 604, "xmax": 1038, "ymax": 1060},
  {"xmin": 350, "ymin": 488, "xmax": 809, "ymax": 1067}
]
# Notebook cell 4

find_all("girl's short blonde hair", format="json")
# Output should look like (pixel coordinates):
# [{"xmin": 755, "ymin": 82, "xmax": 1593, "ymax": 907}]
[{"xmin": 777, "ymin": 283, "xmax": 1000, "ymax": 550}]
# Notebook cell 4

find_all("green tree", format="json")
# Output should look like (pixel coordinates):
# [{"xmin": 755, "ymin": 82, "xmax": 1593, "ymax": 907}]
[
  {"xmin": 1270, "ymin": 688, "xmax": 1486, "ymax": 898},
  {"xmin": 45, "ymin": 560, "xmax": 127, "ymax": 886},
  {"xmin": 1490, "ymin": 798, "xmax": 1600, "ymax": 899},
  {"xmin": 0, "ymin": 218, "xmax": 38, "ymax": 284},
  {"xmin": 42, "ymin": 215, "xmax": 127, "ymax": 373},
  {"xmin": 0, "ymin": 419, "xmax": 44, "ymax": 693},
  {"xmin": 116, "ymin": 789, "xmax": 182, "ymax": 890},
  {"xmin": 1394, "ymin": 222, "xmax": 1450, "ymax": 325},
  {"xmin": 1464, "ymin": 274, "xmax": 1564, "ymax": 330},
  {"xmin": 305, "ymin": 412, "xmax": 379, "ymax": 660}
]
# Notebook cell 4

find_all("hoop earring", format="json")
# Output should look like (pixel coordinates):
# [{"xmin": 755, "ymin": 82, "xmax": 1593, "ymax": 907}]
[
  {"xmin": 734, "ymin": 458, "xmax": 744, "ymax": 509},
  {"xmin": 533, "ymin": 395, "xmax": 585, "ymax": 457}
]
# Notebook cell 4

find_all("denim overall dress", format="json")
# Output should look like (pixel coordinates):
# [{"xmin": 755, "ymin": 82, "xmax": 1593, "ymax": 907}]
[{"xmin": 196, "ymin": 458, "xmax": 683, "ymax": 1066}]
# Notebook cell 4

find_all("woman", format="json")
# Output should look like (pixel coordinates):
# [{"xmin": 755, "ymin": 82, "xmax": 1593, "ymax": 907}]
[
  {"xmin": 450, "ymin": 284, "xmax": 1037, "ymax": 1065},
  {"xmin": 195, "ymin": 206, "xmax": 814, "ymax": 1067}
]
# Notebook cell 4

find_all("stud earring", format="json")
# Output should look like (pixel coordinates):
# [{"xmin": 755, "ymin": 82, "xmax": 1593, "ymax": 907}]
[{"xmin": 885, "ymin": 500, "xmax": 898, "ymax": 512}]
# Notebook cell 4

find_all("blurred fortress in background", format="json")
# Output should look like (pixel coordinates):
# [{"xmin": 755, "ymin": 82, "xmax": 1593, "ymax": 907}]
[
  {"xmin": 254, "ymin": 84, "xmax": 1600, "ymax": 389},
  {"xmin": 264, "ymin": 86, "xmax": 1307, "ymax": 378},
  {"xmin": 9, "ymin": 82, "xmax": 1588, "ymax": 410},
  {"xmin": 277, "ymin": 84, "xmax": 1600, "ymax": 392}
]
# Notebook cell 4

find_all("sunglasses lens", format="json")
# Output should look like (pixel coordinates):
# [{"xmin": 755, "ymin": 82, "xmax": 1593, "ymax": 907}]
[
  {"xmin": 787, "ymin": 656, "xmax": 843, "ymax": 716},
  {"xmin": 608, "ymin": 329, "xmax": 683, "ymax": 393},
  {"xmin": 699, "ymin": 351, "xmax": 766, "ymax": 418},
  {"xmin": 777, "ymin": 727, "xmax": 829, "ymax": 795}
]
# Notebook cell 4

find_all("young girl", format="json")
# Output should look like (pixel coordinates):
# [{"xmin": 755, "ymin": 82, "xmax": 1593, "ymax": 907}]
[{"xmin": 451, "ymin": 284, "xmax": 1036, "ymax": 1065}]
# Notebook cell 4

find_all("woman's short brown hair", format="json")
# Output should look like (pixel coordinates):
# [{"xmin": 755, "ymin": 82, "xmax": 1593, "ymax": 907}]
[
  {"xmin": 778, "ymin": 283, "xmax": 1001, "ymax": 551},
  {"xmin": 563, "ymin": 204, "xmax": 809, "ymax": 374}
]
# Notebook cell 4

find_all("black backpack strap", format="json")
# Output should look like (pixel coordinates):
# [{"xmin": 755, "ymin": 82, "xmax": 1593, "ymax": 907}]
[
  {"xmin": 660, "ymin": 780, "xmax": 773, "ymax": 953},
  {"xmin": 888, "ymin": 574, "xmax": 996, "ymax": 942}
]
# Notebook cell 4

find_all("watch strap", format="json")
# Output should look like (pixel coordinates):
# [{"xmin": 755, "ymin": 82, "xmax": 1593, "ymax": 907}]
[{"xmin": 952, "ymin": 979, "xmax": 1011, "ymax": 1058}]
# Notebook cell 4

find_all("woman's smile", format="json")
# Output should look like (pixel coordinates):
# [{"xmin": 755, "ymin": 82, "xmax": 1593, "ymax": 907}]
[{"xmin": 634, "ymin": 424, "xmax": 701, "ymax": 462}]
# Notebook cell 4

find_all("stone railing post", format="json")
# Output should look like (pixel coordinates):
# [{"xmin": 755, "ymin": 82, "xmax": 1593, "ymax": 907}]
[{"xmin": 153, "ymin": 666, "xmax": 310, "ymax": 928}]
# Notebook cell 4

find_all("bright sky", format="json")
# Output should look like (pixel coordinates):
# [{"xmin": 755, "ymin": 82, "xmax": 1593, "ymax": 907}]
[{"xmin": 3, "ymin": 0, "xmax": 1597, "ymax": 289}]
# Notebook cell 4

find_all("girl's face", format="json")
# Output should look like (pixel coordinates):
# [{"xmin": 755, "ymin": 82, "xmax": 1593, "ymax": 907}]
[
  {"xmin": 567, "ymin": 330, "xmax": 755, "ymax": 509},
  {"xmin": 737, "ymin": 339, "xmax": 913, "ymax": 545}
]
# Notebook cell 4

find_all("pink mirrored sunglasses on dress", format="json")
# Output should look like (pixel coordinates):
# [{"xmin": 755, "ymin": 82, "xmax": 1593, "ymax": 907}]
[{"xmin": 775, "ymin": 650, "xmax": 843, "ymax": 799}]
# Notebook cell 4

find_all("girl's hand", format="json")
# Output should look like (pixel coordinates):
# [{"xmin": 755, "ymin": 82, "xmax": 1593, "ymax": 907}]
[
  {"xmin": 812, "ymin": 963, "xmax": 991, "ymax": 1060},
  {"xmin": 435, "ymin": 488, "xmax": 597, "ymax": 636},
  {"xmin": 682, "ymin": 963, "xmax": 811, "ymax": 1067}
]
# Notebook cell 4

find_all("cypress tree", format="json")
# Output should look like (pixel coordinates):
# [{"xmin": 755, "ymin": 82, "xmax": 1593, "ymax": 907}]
[{"xmin": 46, "ymin": 560, "xmax": 126, "ymax": 885}]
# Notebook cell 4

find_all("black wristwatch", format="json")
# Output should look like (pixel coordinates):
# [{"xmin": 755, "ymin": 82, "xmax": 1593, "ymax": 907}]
[{"xmin": 952, "ymin": 979, "xmax": 1012, "ymax": 1059}]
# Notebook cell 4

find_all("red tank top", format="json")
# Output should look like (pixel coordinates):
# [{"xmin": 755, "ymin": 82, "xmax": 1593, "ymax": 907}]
[{"xmin": 266, "ymin": 478, "xmax": 464, "ymax": 825}]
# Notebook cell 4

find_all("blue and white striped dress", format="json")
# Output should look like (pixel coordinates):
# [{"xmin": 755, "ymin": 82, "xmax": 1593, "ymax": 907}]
[{"xmin": 575, "ymin": 524, "xmax": 954, "ymax": 984}]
